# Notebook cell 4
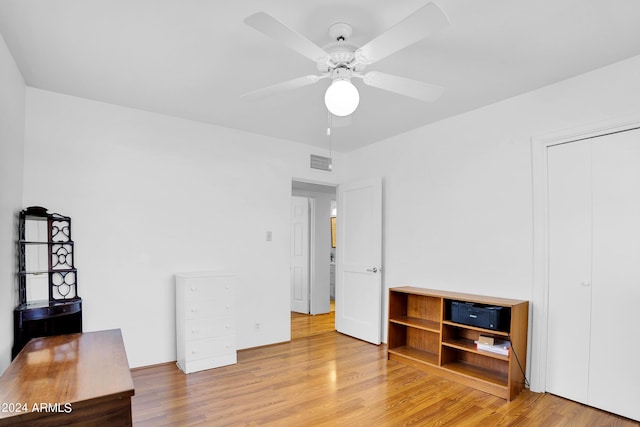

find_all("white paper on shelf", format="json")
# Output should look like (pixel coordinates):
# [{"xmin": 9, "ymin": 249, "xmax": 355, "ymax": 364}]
[{"xmin": 475, "ymin": 339, "xmax": 511, "ymax": 356}]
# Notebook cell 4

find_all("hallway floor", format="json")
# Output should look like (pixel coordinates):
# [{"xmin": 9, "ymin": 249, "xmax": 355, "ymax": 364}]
[{"xmin": 290, "ymin": 300, "xmax": 335, "ymax": 340}]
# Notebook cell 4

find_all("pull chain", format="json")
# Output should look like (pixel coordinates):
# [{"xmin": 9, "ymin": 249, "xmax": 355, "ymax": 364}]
[{"xmin": 327, "ymin": 111, "xmax": 333, "ymax": 171}]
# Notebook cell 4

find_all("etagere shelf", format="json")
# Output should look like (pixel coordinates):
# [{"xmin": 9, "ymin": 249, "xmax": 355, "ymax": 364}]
[
  {"xmin": 12, "ymin": 206, "xmax": 82, "ymax": 359},
  {"xmin": 387, "ymin": 286, "xmax": 528, "ymax": 400}
]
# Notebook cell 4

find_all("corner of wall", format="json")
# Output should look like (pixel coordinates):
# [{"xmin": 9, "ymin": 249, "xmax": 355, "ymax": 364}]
[{"xmin": 0, "ymin": 31, "xmax": 26, "ymax": 373}]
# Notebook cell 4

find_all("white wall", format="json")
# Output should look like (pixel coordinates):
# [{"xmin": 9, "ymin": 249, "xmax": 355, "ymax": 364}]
[
  {"xmin": 0, "ymin": 33, "xmax": 25, "ymax": 373},
  {"xmin": 23, "ymin": 88, "xmax": 344, "ymax": 368},
  {"xmin": 345, "ymin": 54, "xmax": 640, "ymax": 388}
]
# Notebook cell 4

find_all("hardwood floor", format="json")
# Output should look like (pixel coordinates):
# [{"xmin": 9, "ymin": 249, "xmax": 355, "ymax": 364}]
[
  {"xmin": 290, "ymin": 303, "xmax": 335, "ymax": 340},
  {"xmin": 131, "ymin": 331, "xmax": 638, "ymax": 426}
]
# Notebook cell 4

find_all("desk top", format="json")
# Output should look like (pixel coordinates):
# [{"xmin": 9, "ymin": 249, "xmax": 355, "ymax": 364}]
[{"xmin": 0, "ymin": 329, "xmax": 134, "ymax": 422}]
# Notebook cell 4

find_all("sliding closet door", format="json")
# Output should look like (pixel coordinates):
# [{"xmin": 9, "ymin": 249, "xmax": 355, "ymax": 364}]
[
  {"xmin": 546, "ymin": 141, "xmax": 592, "ymax": 404},
  {"xmin": 588, "ymin": 131, "xmax": 640, "ymax": 421}
]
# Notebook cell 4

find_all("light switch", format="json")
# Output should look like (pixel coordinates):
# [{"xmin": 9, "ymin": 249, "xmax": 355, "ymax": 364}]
[{"xmin": 266, "ymin": 231, "xmax": 272, "ymax": 241}]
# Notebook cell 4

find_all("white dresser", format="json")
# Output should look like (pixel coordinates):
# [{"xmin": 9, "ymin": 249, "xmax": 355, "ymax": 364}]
[{"xmin": 175, "ymin": 271, "xmax": 236, "ymax": 374}]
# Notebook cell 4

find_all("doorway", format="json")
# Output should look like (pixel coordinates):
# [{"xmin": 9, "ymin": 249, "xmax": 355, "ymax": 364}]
[
  {"xmin": 290, "ymin": 196, "xmax": 311, "ymax": 314},
  {"xmin": 291, "ymin": 181, "xmax": 337, "ymax": 337}
]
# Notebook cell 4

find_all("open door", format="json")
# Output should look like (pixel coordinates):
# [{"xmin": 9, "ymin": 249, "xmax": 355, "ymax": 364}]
[
  {"xmin": 335, "ymin": 179, "xmax": 383, "ymax": 344},
  {"xmin": 290, "ymin": 196, "xmax": 310, "ymax": 314}
]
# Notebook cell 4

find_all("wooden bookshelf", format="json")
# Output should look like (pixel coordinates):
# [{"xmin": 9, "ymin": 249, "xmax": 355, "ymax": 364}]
[{"xmin": 387, "ymin": 286, "xmax": 528, "ymax": 400}]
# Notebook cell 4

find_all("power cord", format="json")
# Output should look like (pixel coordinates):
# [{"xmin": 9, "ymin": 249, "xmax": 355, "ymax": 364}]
[{"xmin": 508, "ymin": 333, "xmax": 530, "ymax": 388}]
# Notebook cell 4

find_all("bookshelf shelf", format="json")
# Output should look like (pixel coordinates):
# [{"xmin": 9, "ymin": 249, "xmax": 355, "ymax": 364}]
[
  {"xmin": 389, "ymin": 316, "xmax": 440, "ymax": 333},
  {"xmin": 388, "ymin": 346, "xmax": 439, "ymax": 366},
  {"xmin": 442, "ymin": 361, "xmax": 508, "ymax": 387},
  {"xmin": 441, "ymin": 320, "xmax": 510, "ymax": 337}
]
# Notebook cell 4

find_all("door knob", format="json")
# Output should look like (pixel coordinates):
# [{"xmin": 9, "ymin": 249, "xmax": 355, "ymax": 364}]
[{"xmin": 366, "ymin": 267, "xmax": 378, "ymax": 273}]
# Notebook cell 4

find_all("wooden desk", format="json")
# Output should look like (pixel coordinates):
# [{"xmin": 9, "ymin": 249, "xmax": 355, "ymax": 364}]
[{"xmin": 0, "ymin": 329, "xmax": 135, "ymax": 426}]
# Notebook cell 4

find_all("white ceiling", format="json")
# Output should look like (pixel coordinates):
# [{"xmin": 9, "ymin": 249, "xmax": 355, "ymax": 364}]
[{"xmin": 1, "ymin": 1, "xmax": 640, "ymax": 152}]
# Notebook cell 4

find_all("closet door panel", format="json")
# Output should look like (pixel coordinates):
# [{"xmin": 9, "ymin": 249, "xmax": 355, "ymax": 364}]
[
  {"xmin": 545, "ymin": 141, "xmax": 592, "ymax": 403},
  {"xmin": 589, "ymin": 131, "xmax": 640, "ymax": 421}
]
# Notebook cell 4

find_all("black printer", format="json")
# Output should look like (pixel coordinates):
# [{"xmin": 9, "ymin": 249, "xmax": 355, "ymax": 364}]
[{"xmin": 450, "ymin": 300, "xmax": 509, "ymax": 331}]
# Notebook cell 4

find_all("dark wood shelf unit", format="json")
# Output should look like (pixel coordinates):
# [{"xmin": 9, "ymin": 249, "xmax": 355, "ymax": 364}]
[
  {"xmin": 387, "ymin": 286, "xmax": 528, "ymax": 400},
  {"xmin": 12, "ymin": 206, "xmax": 82, "ymax": 359}
]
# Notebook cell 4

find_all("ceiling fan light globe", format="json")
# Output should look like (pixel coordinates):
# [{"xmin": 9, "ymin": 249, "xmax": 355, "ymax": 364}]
[{"xmin": 324, "ymin": 79, "xmax": 359, "ymax": 116}]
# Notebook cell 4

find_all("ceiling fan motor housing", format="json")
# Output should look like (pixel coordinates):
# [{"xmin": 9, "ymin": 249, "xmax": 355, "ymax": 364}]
[
  {"xmin": 316, "ymin": 22, "xmax": 366, "ymax": 72},
  {"xmin": 330, "ymin": 66, "xmax": 353, "ymax": 81},
  {"xmin": 318, "ymin": 44, "xmax": 361, "ymax": 71}
]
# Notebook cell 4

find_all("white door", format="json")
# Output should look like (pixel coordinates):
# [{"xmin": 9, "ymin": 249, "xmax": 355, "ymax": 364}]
[
  {"xmin": 291, "ymin": 196, "xmax": 310, "ymax": 314},
  {"xmin": 335, "ymin": 179, "xmax": 382, "ymax": 344},
  {"xmin": 546, "ymin": 140, "xmax": 592, "ymax": 403},
  {"xmin": 588, "ymin": 131, "xmax": 640, "ymax": 421},
  {"xmin": 546, "ymin": 129, "xmax": 640, "ymax": 421}
]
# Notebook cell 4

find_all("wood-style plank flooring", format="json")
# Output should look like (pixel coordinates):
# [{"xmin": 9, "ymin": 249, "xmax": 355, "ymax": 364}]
[
  {"xmin": 131, "ymin": 328, "xmax": 637, "ymax": 426},
  {"xmin": 290, "ymin": 303, "xmax": 335, "ymax": 340}
]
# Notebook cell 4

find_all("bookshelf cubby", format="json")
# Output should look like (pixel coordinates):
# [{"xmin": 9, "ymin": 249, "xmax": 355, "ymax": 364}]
[{"xmin": 387, "ymin": 286, "xmax": 529, "ymax": 400}]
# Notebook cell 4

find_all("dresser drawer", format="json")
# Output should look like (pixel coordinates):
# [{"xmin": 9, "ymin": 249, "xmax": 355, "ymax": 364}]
[
  {"xmin": 184, "ymin": 317, "xmax": 235, "ymax": 341},
  {"xmin": 184, "ymin": 298, "xmax": 234, "ymax": 320},
  {"xmin": 183, "ymin": 277, "xmax": 233, "ymax": 303},
  {"xmin": 185, "ymin": 336, "xmax": 235, "ymax": 362}
]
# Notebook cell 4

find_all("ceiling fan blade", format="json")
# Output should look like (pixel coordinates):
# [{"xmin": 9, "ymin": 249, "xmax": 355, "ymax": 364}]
[
  {"xmin": 361, "ymin": 71, "xmax": 444, "ymax": 102},
  {"xmin": 244, "ymin": 12, "xmax": 329, "ymax": 63},
  {"xmin": 241, "ymin": 75, "xmax": 322, "ymax": 100},
  {"xmin": 355, "ymin": 2, "xmax": 449, "ymax": 65}
]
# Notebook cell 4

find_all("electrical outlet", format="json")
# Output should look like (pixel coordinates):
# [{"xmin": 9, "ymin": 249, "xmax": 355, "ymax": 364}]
[
  {"xmin": 255, "ymin": 322, "xmax": 261, "ymax": 331},
  {"xmin": 266, "ymin": 231, "xmax": 272, "ymax": 241}
]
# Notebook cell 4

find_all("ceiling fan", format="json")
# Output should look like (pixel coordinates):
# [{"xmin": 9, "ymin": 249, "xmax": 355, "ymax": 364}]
[{"xmin": 242, "ymin": 2, "xmax": 450, "ymax": 117}]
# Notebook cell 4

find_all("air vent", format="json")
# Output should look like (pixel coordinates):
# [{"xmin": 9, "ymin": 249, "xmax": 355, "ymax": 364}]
[{"xmin": 310, "ymin": 154, "xmax": 332, "ymax": 172}]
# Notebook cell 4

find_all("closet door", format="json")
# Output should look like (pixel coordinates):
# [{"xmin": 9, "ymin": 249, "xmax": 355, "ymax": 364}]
[
  {"xmin": 545, "ymin": 141, "xmax": 592, "ymax": 404},
  {"xmin": 588, "ymin": 131, "xmax": 640, "ymax": 421},
  {"xmin": 546, "ymin": 128, "xmax": 640, "ymax": 422}
]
